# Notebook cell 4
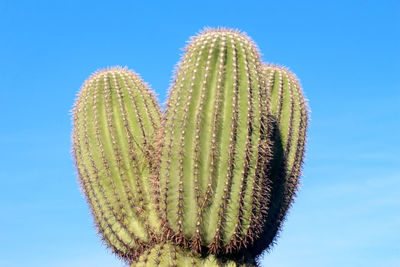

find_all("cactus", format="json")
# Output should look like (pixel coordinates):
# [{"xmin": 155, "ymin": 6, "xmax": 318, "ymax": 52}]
[{"xmin": 72, "ymin": 28, "xmax": 308, "ymax": 266}]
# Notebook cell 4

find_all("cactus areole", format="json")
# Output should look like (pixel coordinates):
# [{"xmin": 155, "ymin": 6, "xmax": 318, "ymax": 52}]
[{"xmin": 72, "ymin": 28, "xmax": 308, "ymax": 266}]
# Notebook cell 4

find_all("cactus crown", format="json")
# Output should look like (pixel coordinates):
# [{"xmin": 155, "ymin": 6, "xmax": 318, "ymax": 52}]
[{"xmin": 72, "ymin": 28, "xmax": 308, "ymax": 266}]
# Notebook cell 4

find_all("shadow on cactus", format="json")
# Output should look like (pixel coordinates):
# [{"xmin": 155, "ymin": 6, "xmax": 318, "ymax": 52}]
[{"xmin": 72, "ymin": 28, "xmax": 309, "ymax": 266}]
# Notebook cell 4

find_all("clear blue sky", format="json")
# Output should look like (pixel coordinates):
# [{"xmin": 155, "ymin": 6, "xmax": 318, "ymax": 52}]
[{"xmin": 1, "ymin": 1, "xmax": 399, "ymax": 266}]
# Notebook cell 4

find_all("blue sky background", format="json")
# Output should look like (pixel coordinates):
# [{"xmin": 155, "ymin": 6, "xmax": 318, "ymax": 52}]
[{"xmin": 1, "ymin": 0, "xmax": 399, "ymax": 266}]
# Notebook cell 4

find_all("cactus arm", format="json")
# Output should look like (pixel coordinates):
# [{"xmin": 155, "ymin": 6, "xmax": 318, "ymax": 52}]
[
  {"xmin": 72, "ymin": 68, "xmax": 163, "ymax": 260},
  {"xmin": 160, "ymin": 29, "xmax": 273, "ymax": 255},
  {"xmin": 249, "ymin": 65, "xmax": 308, "ymax": 258},
  {"xmin": 74, "ymin": 75, "xmax": 141, "ymax": 257},
  {"xmin": 73, "ymin": 79, "xmax": 131, "ymax": 256},
  {"xmin": 269, "ymin": 65, "xmax": 308, "ymax": 222}
]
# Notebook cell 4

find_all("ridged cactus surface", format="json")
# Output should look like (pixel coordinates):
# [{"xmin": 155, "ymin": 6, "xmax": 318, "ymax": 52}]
[
  {"xmin": 72, "ymin": 69, "xmax": 163, "ymax": 260},
  {"xmin": 159, "ymin": 30, "xmax": 272, "ymax": 255},
  {"xmin": 248, "ymin": 65, "xmax": 308, "ymax": 257},
  {"xmin": 133, "ymin": 242, "xmax": 250, "ymax": 267},
  {"xmin": 72, "ymin": 28, "xmax": 309, "ymax": 266}
]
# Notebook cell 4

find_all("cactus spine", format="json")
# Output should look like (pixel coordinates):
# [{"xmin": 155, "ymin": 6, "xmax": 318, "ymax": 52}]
[{"xmin": 72, "ymin": 28, "xmax": 308, "ymax": 266}]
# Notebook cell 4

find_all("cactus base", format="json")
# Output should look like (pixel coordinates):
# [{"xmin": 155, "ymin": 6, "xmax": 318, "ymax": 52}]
[{"xmin": 131, "ymin": 242, "xmax": 256, "ymax": 267}]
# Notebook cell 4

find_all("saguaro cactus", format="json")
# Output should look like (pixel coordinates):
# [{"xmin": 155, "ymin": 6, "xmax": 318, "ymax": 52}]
[{"xmin": 72, "ymin": 28, "xmax": 308, "ymax": 266}]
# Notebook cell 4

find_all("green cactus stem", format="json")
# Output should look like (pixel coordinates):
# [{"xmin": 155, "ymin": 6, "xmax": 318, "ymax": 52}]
[
  {"xmin": 158, "ymin": 29, "xmax": 273, "ymax": 256},
  {"xmin": 132, "ymin": 242, "xmax": 254, "ymax": 267},
  {"xmin": 248, "ymin": 64, "xmax": 308, "ymax": 258},
  {"xmin": 72, "ymin": 67, "xmax": 163, "ymax": 261}
]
